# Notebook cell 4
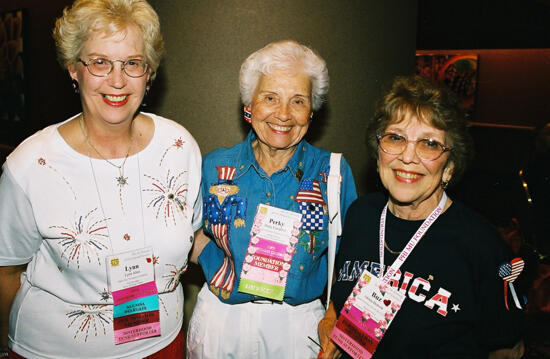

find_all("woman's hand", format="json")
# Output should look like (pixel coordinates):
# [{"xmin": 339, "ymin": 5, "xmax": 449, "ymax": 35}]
[
  {"xmin": 489, "ymin": 340, "xmax": 525, "ymax": 359},
  {"xmin": 189, "ymin": 228, "xmax": 210, "ymax": 264},
  {"xmin": 318, "ymin": 301, "xmax": 342, "ymax": 359}
]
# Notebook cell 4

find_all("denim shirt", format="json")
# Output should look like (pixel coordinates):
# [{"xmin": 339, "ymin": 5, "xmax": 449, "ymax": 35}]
[{"xmin": 198, "ymin": 131, "xmax": 357, "ymax": 305}]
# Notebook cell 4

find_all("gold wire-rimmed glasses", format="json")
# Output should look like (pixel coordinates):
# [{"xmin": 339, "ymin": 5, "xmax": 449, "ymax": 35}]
[
  {"xmin": 376, "ymin": 133, "xmax": 452, "ymax": 161},
  {"xmin": 78, "ymin": 58, "xmax": 148, "ymax": 78}
]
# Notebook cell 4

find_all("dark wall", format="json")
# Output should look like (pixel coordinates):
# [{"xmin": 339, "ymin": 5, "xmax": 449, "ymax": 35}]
[
  {"xmin": 0, "ymin": 0, "xmax": 79, "ymax": 147},
  {"xmin": 417, "ymin": 0, "xmax": 550, "ymax": 49},
  {"xmin": 149, "ymin": 0, "xmax": 419, "ymax": 195},
  {"xmin": 416, "ymin": 49, "xmax": 550, "ymax": 130},
  {"xmin": 415, "ymin": 1, "xmax": 550, "ymax": 251}
]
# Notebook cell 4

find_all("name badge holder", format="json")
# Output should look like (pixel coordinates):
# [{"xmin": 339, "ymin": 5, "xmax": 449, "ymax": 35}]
[
  {"xmin": 237, "ymin": 203, "xmax": 302, "ymax": 301},
  {"xmin": 106, "ymin": 247, "xmax": 161, "ymax": 344},
  {"xmin": 331, "ymin": 193, "xmax": 448, "ymax": 359}
]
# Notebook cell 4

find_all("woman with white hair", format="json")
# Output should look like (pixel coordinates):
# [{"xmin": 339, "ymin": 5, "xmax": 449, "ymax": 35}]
[{"xmin": 187, "ymin": 40, "xmax": 357, "ymax": 358}]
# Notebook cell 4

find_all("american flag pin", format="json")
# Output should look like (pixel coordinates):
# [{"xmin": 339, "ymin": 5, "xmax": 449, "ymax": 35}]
[{"xmin": 498, "ymin": 257, "xmax": 524, "ymax": 310}]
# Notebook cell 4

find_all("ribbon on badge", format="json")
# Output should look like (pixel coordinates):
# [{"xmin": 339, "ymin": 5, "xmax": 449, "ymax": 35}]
[{"xmin": 498, "ymin": 257, "xmax": 524, "ymax": 310}]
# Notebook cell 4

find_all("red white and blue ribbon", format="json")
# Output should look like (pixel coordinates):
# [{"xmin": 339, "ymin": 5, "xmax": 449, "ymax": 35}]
[{"xmin": 498, "ymin": 257, "xmax": 524, "ymax": 310}]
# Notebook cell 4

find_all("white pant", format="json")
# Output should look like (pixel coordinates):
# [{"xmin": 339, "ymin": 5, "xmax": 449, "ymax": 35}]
[{"xmin": 187, "ymin": 285, "xmax": 325, "ymax": 359}]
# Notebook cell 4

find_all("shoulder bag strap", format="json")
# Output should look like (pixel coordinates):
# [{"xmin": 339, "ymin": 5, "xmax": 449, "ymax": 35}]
[{"xmin": 326, "ymin": 152, "xmax": 342, "ymax": 309}]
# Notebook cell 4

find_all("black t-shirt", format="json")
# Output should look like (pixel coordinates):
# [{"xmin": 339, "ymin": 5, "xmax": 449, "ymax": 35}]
[{"xmin": 332, "ymin": 193, "xmax": 524, "ymax": 359}]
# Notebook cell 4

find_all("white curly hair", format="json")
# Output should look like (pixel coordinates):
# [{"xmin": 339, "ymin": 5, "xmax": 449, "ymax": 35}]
[{"xmin": 239, "ymin": 40, "xmax": 329, "ymax": 111}]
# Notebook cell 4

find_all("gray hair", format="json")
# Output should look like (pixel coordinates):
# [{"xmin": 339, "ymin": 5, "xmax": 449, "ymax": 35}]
[{"xmin": 239, "ymin": 40, "xmax": 329, "ymax": 111}]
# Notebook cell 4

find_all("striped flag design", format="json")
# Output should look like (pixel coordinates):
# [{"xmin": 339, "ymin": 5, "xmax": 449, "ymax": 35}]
[
  {"xmin": 295, "ymin": 179, "xmax": 325, "ymax": 205},
  {"xmin": 498, "ymin": 258, "xmax": 524, "ymax": 283}
]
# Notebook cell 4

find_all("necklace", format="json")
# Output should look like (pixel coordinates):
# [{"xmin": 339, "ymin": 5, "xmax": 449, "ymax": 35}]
[
  {"xmin": 79, "ymin": 116, "xmax": 133, "ymax": 187},
  {"xmin": 87, "ymin": 147, "xmax": 148, "ymax": 251},
  {"xmin": 384, "ymin": 241, "xmax": 402, "ymax": 255}
]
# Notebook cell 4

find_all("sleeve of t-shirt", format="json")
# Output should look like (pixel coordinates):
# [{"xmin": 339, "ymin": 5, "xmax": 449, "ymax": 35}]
[
  {"xmin": 338, "ymin": 156, "xmax": 358, "ymax": 249},
  {"xmin": 192, "ymin": 190, "xmax": 203, "ymax": 232},
  {"xmin": 190, "ymin": 143, "xmax": 203, "ymax": 232},
  {"xmin": 0, "ymin": 165, "xmax": 42, "ymax": 265},
  {"xmin": 475, "ymin": 223, "xmax": 525, "ymax": 351}
]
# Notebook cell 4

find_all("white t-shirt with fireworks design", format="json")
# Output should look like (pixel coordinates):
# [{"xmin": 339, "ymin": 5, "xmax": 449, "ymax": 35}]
[{"xmin": 0, "ymin": 113, "xmax": 202, "ymax": 359}]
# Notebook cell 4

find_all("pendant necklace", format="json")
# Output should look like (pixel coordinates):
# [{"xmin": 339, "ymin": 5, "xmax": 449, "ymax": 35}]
[
  {"xmin": 384, "ymin": 241, "xmax": 402, "ymax": 255},
  {"xmin": 79, "ymin": 116, "xmax": 133, "ymax": 187}
]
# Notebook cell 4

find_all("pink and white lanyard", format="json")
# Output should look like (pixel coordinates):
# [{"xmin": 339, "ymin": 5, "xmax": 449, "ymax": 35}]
[{"xmin": 379, "ymin": 192, "xmax": 448, "ymax": 284}]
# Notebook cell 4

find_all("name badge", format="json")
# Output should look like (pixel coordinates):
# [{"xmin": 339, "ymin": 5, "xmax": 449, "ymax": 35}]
[
  {"xmin": 106, "ymin": 247, "xmax": 161, "ymax": 344},
  {"xmin": 331, "ymin": 270, "xmax": 405, "ymax": 359},
  {"xmin": 107, "ymin": 247, "xmax": 156, "ymax": 301},
  {"xmin": 237, "ymin": 204, "xmax": 302, "ymax": 301}
]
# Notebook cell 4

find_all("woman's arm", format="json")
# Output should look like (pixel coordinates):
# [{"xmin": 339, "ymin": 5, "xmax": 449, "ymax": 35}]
[
  {"xmin": 0, "ymin": 264, "xmax": 27, "ymax": 351},
  {"xmin": 189, "ymin": 228, "xmax": 210, "ymax": 264},
  {"xmin": 318, "ymin": 301, "xmax": 342, "ymax": 359}
]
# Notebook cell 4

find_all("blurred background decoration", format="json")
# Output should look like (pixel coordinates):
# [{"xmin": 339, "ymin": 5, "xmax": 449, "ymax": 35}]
[{"xmin": 0, "ymin": 10, "xmax": 25, "ymax": 133}]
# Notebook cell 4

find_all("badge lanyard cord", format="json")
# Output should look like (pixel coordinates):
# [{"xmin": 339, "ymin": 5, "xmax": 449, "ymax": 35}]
[
  {"xmin": 87, "ymin": 132, "xmax": 162, "ymax": 345},
  {"xmin": 88, "ymin": 152, "xmax": 148, "ymax": 252},
  {"xmin": 379, "ymin": 192, "xmax": 448, "ymax": 284}
]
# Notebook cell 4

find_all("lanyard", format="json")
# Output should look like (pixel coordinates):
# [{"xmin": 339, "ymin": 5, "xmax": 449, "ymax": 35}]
[{"xmin": 379, "ymin": 192, "xmax": 448, "ymax": 284}]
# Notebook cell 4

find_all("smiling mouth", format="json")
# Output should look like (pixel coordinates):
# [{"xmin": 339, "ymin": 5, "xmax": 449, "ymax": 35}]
[
  {"xmin": 267, "ymin": 123, "xmax": 291, "ymax": 133},
  {"xmin": 103, "ymin": 94, "xmax": 128, "ymax": 102},
  {"xmin": 394, "ymin": 170, "xmax": 422, "ymax": 180}
]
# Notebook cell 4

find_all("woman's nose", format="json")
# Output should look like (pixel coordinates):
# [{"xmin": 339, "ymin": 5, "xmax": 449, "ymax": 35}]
[
  {"xmin": 276, "ymin": 103, "xmax": 291, "ymax": 121},
  {"xmin": 399, "ymin": 141, "xmax": 420, "ymax": 163},
  {"xmin": 107, "ymin": 64, "xmax": 127, "ymax": 89}
]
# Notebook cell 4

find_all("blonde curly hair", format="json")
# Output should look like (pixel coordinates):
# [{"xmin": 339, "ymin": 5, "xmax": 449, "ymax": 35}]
[{"xmin": 53, "ymin": 0, "xmax": 164, "ymax": 79}]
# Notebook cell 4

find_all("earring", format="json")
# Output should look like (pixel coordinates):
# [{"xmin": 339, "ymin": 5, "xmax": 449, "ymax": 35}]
[
  {"xmin": 441, "ymin": 180, "xmax": 449, "ymax": 189},
  {"xmin": 72, "ymin": 79, "xmax": 79, "ymax": 94},
  {"xmin": 243, "ymin": 106, "xmax": 252, "ymax": 123},
  {"xmin": 309, "ymin": 112, "xmax": 313, "ymax": 119},
  {"xmin": 140, "ymin": 81, "xmax": 151, "ymax": 108}
]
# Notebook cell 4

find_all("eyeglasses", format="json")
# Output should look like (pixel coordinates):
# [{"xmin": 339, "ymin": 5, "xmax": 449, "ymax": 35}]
[
  {"xmin": 78, "ymin": 58, "xmax": 149, "ymax": 78},
  {"xmin": 376, "ymin": 133, "xmax": 451, "ymax": 161}
]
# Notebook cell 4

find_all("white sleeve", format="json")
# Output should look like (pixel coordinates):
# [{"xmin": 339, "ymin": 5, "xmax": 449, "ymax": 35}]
[
  {"xmin": 0, "ymin": 164, "xmax": 42, "ymax": 265},
  {"xmin": 192, "ymin": 189, "xmax": 203, "ymax": 232},
  {"xmin": 188, "ymin": 130, "xmax": 203, "ymax": 232}
]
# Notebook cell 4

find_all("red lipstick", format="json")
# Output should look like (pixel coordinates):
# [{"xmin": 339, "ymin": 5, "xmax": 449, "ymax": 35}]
[
  {"xmin": 393, "ymin": 169, "xmax": 423, "ymax": 183},
  {"xmin": 102, "ymin": 94, "xmax": 129, "ymax": 107}
]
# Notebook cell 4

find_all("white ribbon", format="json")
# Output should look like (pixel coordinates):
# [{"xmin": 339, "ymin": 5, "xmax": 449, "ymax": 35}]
[{"xmin": 379, "ymin": 192, "xmax": 448, "ymax": 284}]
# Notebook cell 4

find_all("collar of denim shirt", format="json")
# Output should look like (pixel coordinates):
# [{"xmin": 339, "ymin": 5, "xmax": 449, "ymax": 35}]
[{"xmin": 234, "ymin": 130, "xmax": 308, "ymax": 182}]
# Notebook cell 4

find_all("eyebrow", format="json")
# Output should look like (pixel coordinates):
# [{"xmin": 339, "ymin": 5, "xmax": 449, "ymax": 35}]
[
  {"xmin": 84, "ymin": 53, "xmax": 145, "ymax": 59},
  {"xmin": 385, "ymin": 127, "xmax": 444, "ymax": 140}
]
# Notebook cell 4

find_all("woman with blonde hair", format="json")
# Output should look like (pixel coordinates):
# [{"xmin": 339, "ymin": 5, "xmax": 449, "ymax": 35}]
[{"xmin": 0, "ymin": 1, "xmax": 202, "ymax": 357}]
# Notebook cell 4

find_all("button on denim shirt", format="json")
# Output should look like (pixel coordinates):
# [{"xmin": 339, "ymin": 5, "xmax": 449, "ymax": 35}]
[{"xmin": 198, "ymin": 131, "xmax": 357, "ymax": 305}]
